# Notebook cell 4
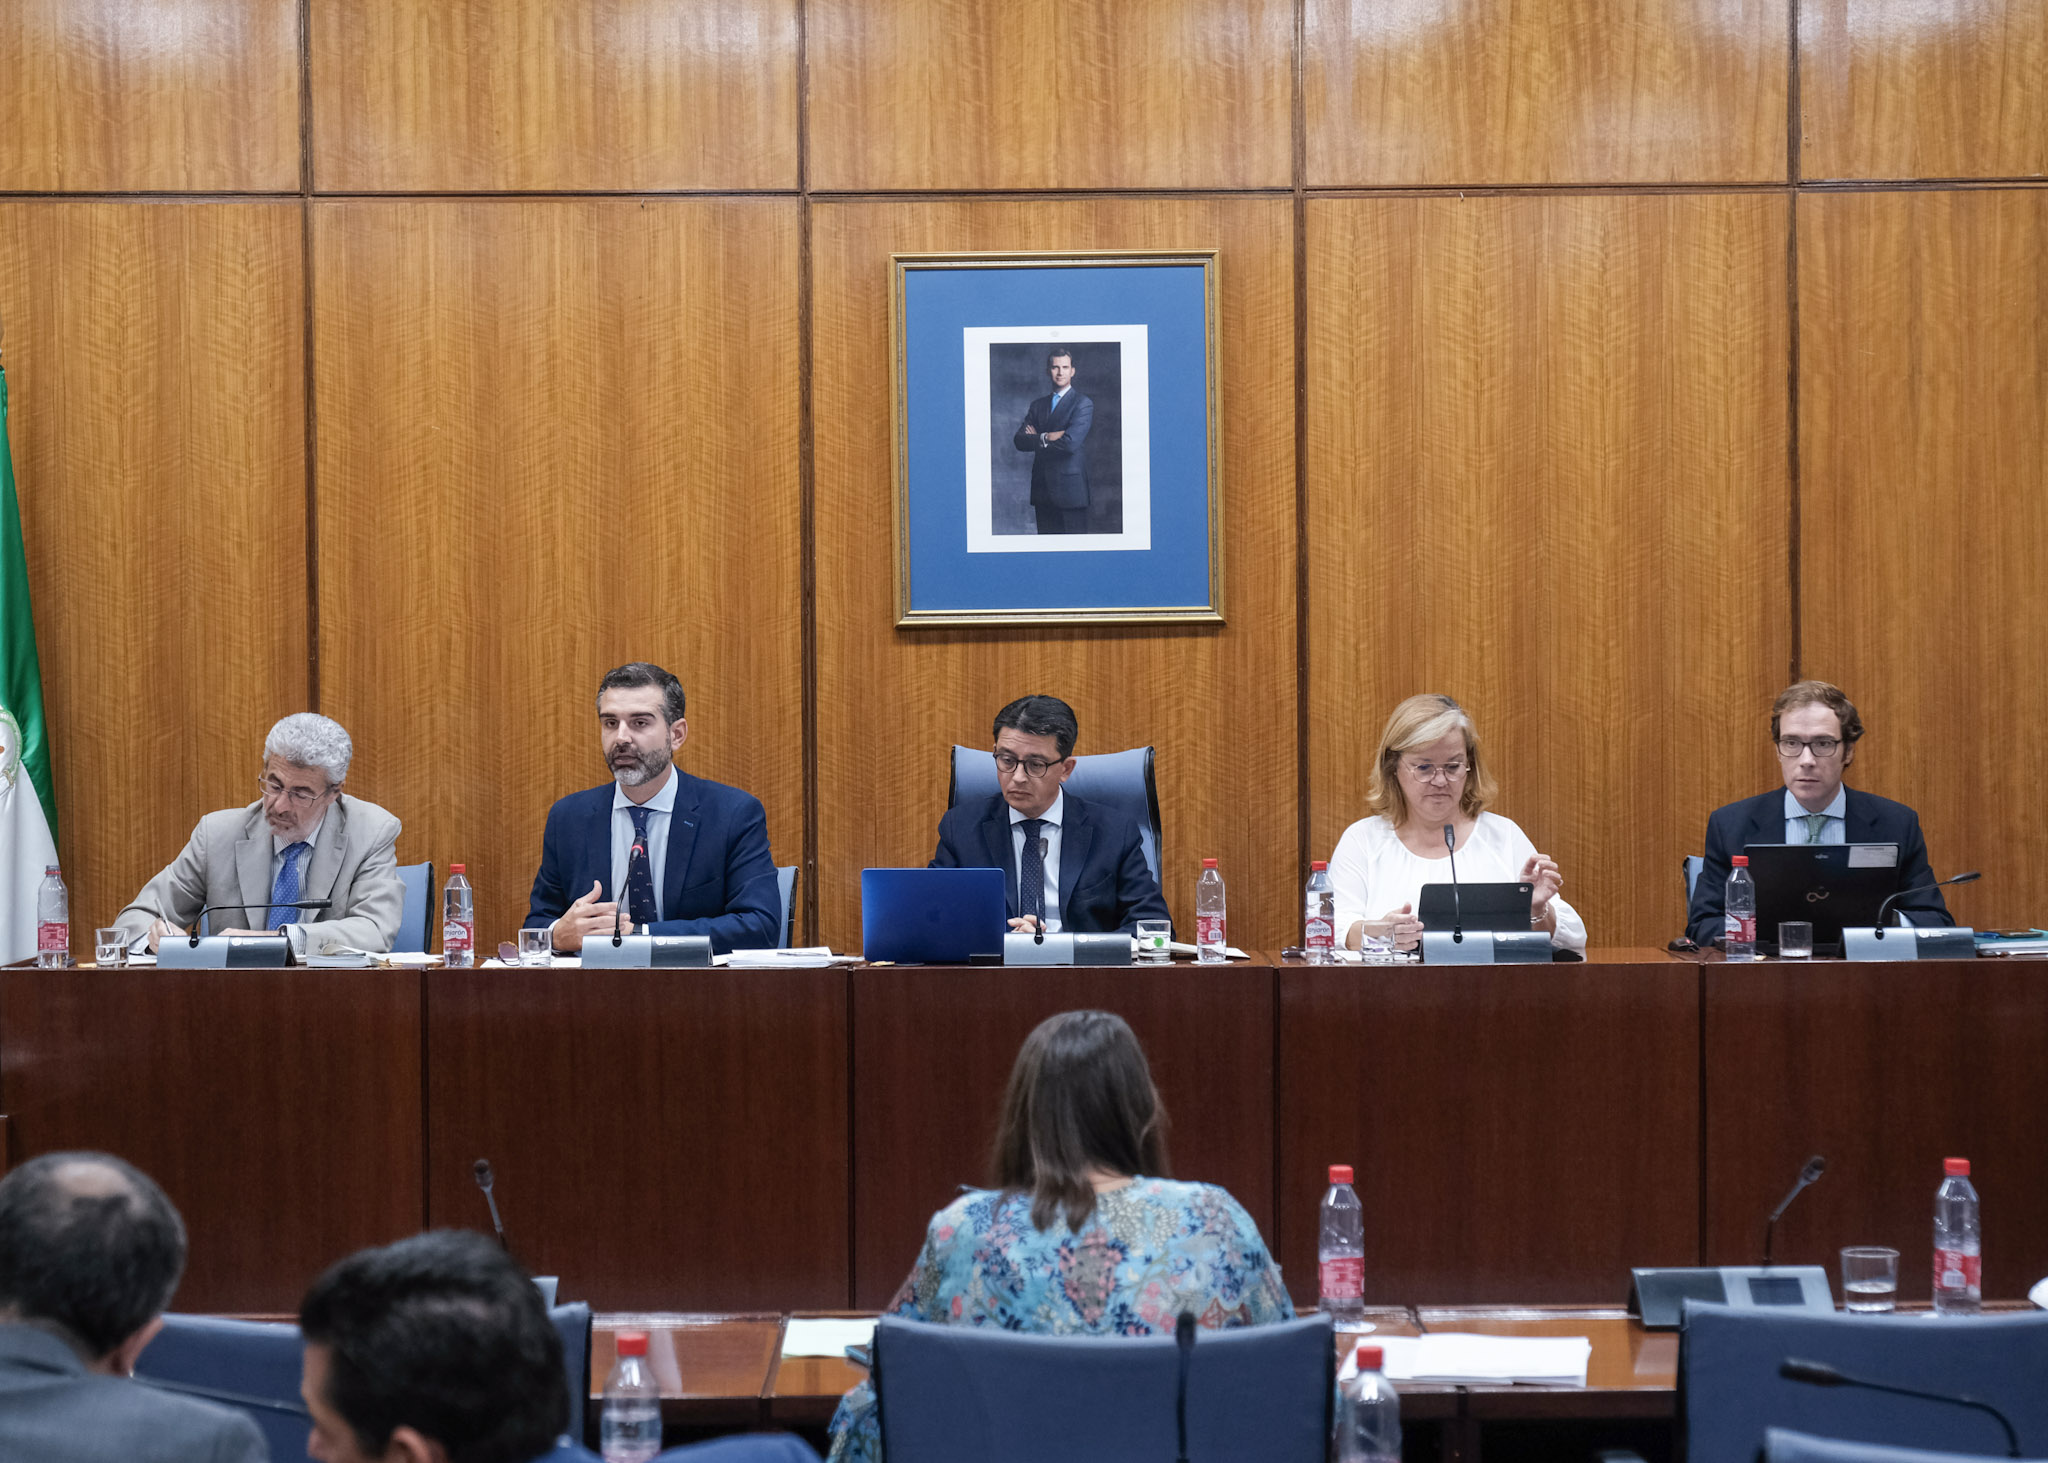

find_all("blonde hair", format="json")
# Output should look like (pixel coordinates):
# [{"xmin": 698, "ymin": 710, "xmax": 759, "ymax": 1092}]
[{"xmin": 1365, "ymin": 694, "xmax": 1498, "ymax": 827}]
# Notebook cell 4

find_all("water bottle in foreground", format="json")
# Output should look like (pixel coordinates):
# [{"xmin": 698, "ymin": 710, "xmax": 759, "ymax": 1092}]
[
  {"xmin": 1195, "ymin": 858, "xmax": 1227, "ymax": 963},
  {"xmin": 1932, "ymin": 1156, "xmax": 1981, "ymax": 1315},
  {"xmin": 36, "ymin": 865, "xmax": 69, "ymax": 968},
  {"xmin": 1304, "ymin": 860, "xmax": 1337, "ymax": 964},
  {"xmin": 1334, "ymin": 1342, "xmax": 1401, "ymax": 1463},
  {"xmin": 600, "ymin": 1329, "xmax": 663, "ymax": 1462},
  {"xmin": 1724, "ymin": 855, "xmax": 1756, "ymax": 961},
  {"xmin": 1318, "ymin": 1163, "xmax": 1365, "ymax": 1325},
  {"xmin": 442, "ymin": 863, "xmax": 474, "ymax": 968}
]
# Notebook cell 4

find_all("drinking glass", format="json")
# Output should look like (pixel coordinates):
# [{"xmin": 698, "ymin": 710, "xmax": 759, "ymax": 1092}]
[
  {"xmin": 1778, "ymin": 921, "xmax": 1814, "ymax": 959},
  {"xmin": 517, "ymin": 927, "xmax": 553, "ymax": 966},
  {"xmin": 1841, "ymin": 1246, "xmax": 1899, "ymax": 1312},
  {"xmin": 1134, "ymin": 920, "xmax": 1172, "ymax": 963},
  {"xmin": 95, "ymin": 927, "xmax": 126, "ymax": 968}
]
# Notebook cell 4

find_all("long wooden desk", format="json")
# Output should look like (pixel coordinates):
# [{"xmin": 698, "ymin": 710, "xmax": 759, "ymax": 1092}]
[{"xmin": 5, "ymin": 950, "xmax": 2044, "ymax": 1315}]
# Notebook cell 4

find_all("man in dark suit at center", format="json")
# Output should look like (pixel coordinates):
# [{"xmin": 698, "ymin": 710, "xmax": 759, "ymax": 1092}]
[
  {"xmin": 931, "ymin": 694, "xmax": 1170, "ymax": 935},
  {"xmin": 1686, "ymin": 679, "xmax": 1955, "ymax": 947},
  {"xmin": 1012, "ymin": 347, "xmax": 1094, "ymax": 534},
  {"xmin": 526, "ymin": 662, "xmax": 779, "ymax": 954}
]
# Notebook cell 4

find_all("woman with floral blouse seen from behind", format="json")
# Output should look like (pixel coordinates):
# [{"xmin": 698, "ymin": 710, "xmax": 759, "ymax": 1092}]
[{"xmin": 826, "ymin": 1009, "xmax": 1293, "ymax": 1463}]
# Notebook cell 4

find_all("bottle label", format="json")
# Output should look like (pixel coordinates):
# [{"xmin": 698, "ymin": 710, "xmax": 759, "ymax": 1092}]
[
  {"xmin": 37, "ymin": 921, "xmax": 67, "ymax": 953},
  {"xmin": 1196, "ymin": 913, "xmax": 1226, "ymax": 946},
  {"xmin": 1933, "ymin": 1248, "xmax": 1981, "ymax": 1293},
  {"xmin": 1305, "ymin": 916, "xmax": 1335, "ymax": 951},
  {"xmin": 442, "ymin": 920, "xmax": 473, "ymax": 954},
  {"xmin": 1319, "ymin": 1256, "xmax": 1363, "ymax": 1300},
  {"xmin": 1725, "ymin": 913, "xmax": 1756, "ymax": 944}
]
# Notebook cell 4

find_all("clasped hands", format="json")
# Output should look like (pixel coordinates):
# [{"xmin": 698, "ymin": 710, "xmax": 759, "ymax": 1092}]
[{"xmin": 1349, "ymin": 852, "xmax": 1563, "ymax": 950}]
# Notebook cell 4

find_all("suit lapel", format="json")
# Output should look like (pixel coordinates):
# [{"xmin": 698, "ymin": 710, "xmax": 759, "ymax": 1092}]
[
  {"xmin": 1743, "ymin": 792, "xmax": 1784, "ymax": 849},
  {"xmin": 1842, "ymin": 789, "xmax": 1880, "ymax": 844},
  {"xmin": 299, "ymin": 799, "xmax": 347, "ymax": 919},
  {"xmin": 1056, "ymin": 796, "xmax": 1092, "ymax": 923},
  {"xmin": 663, "ymin": 773, "xmax": 702, "ymax": 919},
  {"xmin": 235, "ymin": 811, "xmax": 273, "ymax": 927},
  {"xmin": 980, "ymin": 801, "xmax": 1017, "ymax": 914},
  {"xmin": 585, "ymin": 793, "xmax": 616, "ymax": 901}
]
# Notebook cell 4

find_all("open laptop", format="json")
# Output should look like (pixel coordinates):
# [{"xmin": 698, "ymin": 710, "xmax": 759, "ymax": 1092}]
[
  {"xmin": 1743, "ymin": 843, "xmax": 1901, "ymax": 954},
  {"xmin": 1417, "ymin": 881, "xmax": 1533, "ymax": 932},
  {"xmin": 861, "ymin": 867, "xmax": 1007, "ymax": 964}
]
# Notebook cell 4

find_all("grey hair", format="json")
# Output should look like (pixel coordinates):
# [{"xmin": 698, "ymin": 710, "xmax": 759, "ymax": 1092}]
[{"xmin": 265, "ymin": 713, "xmax": 353, "ymax": 785}]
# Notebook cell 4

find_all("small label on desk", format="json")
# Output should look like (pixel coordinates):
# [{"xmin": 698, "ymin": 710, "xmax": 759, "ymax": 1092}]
[{"xmin": 1848, "ymin": 844, "xmax": 1898, "ymax": 868}]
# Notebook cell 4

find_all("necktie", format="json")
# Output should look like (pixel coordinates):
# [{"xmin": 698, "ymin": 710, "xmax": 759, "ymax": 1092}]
[
  {"xmin": 1805, "ymin": 813, "xmax": 1829, "ymax": 844},
  {"xmin": 267, "ymin": 842, "xmax": 309, "ymax": 930},
  {"xmin": 1019, "ymin": 819, "xmax": 1047, "ymax": 926},
  {"xmin": 626, "ymin": 806, "xmax": 660, "ymax": 928}
]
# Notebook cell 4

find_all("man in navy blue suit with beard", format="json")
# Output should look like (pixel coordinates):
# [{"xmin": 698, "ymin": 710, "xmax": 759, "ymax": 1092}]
[
  {"xmin": 525, "ymin": 662, "xmax": 779, "ymax": 955},
  {"xmin": 1012, "ymin": 348, "xmax": 1094, "ymax": 534}
]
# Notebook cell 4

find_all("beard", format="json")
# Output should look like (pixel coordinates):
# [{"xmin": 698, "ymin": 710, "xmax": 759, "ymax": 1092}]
[{"xmin": 611, "ymin": 744, "xmax": 671, "ymax": 787}]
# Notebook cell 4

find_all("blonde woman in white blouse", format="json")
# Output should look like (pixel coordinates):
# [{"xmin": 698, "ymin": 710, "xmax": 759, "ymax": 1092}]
[{"xmin": 1329, "ymin": 694, "xmax": 1587, "ymax": 953}]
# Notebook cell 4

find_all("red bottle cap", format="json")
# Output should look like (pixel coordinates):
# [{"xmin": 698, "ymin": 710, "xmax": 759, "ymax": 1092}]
[
  {"xmin": 1202, "ymin": 858, "xmax": 1218, "ymax": 868},
  {"xmin": 450, "ymin": 863, "xmax": 466, "ymax": 874},
  {"xmin": 1944, "ymin": 1157, "xmax": 1970, "ymax": 1177},
  {"xmin": 1329, "ymin": 1164, "xmax": 1354, "ymax": 1185},
  {"xmin": 616, "ymin": 1331, "xmax": 649, "ymax": 1357},
  {"xmin": 1356, "ymin": 1344, "xmax": 1383, "ymax": 1371},
  {"xmin": 1731, "ymin": 855, "xmax": 1748, "ymax": 867},
  {"xmin": 1312, "ymin": 860, "xmax": 1328, "ymax": 871}
]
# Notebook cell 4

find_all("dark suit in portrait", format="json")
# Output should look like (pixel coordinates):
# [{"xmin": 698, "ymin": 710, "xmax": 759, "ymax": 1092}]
[{"xmin": 1012, "ymin": 388, "xmax": 1094, "ymax": 534}]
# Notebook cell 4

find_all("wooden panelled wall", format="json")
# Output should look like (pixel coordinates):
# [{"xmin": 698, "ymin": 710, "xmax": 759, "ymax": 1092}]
[{"xmin": 3, "ymin": 0, "xmax": 2045, "ymax": 960}]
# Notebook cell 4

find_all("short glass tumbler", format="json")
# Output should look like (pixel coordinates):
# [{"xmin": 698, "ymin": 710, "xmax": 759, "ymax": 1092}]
[
  {"xmin": 95, "ymin": 928, "xmax": 126, "ymax": 968},
  {"xmin": 1841, "ymin": 1246, "xmax": 1899, "ymax": 1312},
  {"xmin": 1778, "ymin": 921, "xmax": 1814, "ymax": 959},
  {"xmin": 517, "ymin": 927, "xmax": 552, "ymax": 966},
  {"xmin": 1134, "ymin": 920, "xmax": 1173, "ymax": 963}
]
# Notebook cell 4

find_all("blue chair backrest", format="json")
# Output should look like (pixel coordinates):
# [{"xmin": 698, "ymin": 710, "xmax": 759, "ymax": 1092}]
[
  {"xmin": 1683, "ymin": 854, "xmax": 1704, "ymax": 904},
  {"xmin": 552, "ymin": 1301, "xmax": 591, "ymax": 1443},
  {"xmin": 395, "ymin": 860, "xmax": 435, "ymax": 953},
  {"xmin": 776, "ymin": 865, "xmax": 798, "ymax": 948},
  {"xmin": 874, "ymin": 1313, "xmax": 1332, "ymax": 1463},
  {"xmin": 949, "ymin": 746, "xmax": 1162, "ymax": 886},
  {"xmin": 655, "ymin": 1437, "xmax": 823, "ymax": 1461},
  {"xmin": 135, "ymin": 1314, "xmax": 311, "ymax": 1463},
  {"xmin": 1682, "ymin": 1302, "xmax": 2048, "ymax": 1463},
  {"xmin": 1767, "ymin": 1427, "xmax": 2048, "ymax": 1463}
]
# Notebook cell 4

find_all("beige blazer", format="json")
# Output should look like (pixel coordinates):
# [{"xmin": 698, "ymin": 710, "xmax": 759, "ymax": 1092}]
[{"xmin": 114, "ymin": 794, "xmax": 405, "ymax": 955}]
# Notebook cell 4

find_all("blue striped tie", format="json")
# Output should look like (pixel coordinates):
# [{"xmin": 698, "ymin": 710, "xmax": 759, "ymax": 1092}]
[
  {"xmin": 1019, "ymin": 819, "xmax": 1046, "ymax": 926},
  {"xmin": 626, "ymin": 806, "xmax": 660, "ymax": 927},
  {"xmin": 267, "ymin": 842, "xmax": 310, "ymax": 930}
]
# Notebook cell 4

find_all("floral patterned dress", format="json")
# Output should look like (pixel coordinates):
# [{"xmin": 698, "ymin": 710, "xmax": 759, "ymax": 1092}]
[{"xmin": 826, "ymin": 1177, "xmax": 1294, "ymax": 1462}]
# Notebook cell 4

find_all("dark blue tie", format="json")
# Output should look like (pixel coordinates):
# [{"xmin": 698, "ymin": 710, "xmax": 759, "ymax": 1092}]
[
  {"xmin": 626, "ymin": 806, "xmax": 660, "ymax": 928},
  {"xmin": 1018, "ymin": 819, "xmax": 1047, "ymax": 925},
  {"xmin": 267, "ymin": 842, "xmax": 309, "ymax": 930}
]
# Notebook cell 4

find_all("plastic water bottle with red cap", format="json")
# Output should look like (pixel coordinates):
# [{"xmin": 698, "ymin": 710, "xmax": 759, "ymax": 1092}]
[
  {"xmin": 1334, "ymin": 1341, "xmax": 1401, "ymax": 1463},
  {"xmin": 1196, "ymin": 858, "xmax": 1227, "ymax": 963},
  {"xmin": 1319, "ymin": 1164, "xmax": 1365, "ymax": 1325},
  {"xmin": 1724, "ymin": 855, "xmax": 1756, "ymax": 961},
  {"xmin": 1304, "ymin": 861, "xmax": 1337, "ymax": 964},
  {"xmin": 1933, "ymin": 1157, "xmax": 1981, "ymax": 1315},
  {"xmin": 441, "ymin": 863, "xmax": 474, "ymax": 968},
  {"xmin": 600, "ymin": 1329, "xmax": 663, "ymax": 1462},
  {"xmin": 36, "ymin": 865, "xmax": 69, "ymax": 968}
]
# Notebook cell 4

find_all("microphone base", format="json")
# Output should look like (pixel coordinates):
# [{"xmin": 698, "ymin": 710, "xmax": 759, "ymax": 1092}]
[
  {"xmin": 1422, "ymin": 930, "xmax": 1552, "ymax": 965},
  {"xmin": 581, "ymin": 934, "xmax": 713, "ymax": 968},
  {"xmin": 1842, "ymin": 926, "xmax": 1976, "ymax": 961},
  {"xmin": 157, "ymin": 935, "xmax": 292, "ymax": 969},
  {"xmin": 1626, "ymin": 1265, "xmax": 1833, "ymax": 1329},
  {"xmin": 1003, "ymin": 931, "xmax": 1132, "ymax": 966}
]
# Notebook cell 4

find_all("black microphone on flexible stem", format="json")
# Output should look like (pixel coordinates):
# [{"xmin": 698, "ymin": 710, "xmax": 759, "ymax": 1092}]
[
  {"xmin": 1779, "ymin": 1358, "xmax": 2020, "ymax": 1458},
  {"xmin": 185, "ymin": 899, "xmax": 332, "ymax": 946},
  {"xmin": 1761, "ymin": 1154, "xmax": 1826, "ymax": 1267},
  {"xmin": 1174, "ymin": 1310, "xmax": 1196, "ymax": 1463},
  {"xmin": 1444, "ymin": 824, "xmax": 1464, "ymax": 943},
  {"xmin": 614, "ymin": 838, "xmax": 646, "ymax": 947},
  {"xmin": 1873, "ymin": 871, "xmax": 1980, "ymax": 939},
  {"xmin": 473, "ymin": 1158, "xmax": 508, "ymax": 1251}
]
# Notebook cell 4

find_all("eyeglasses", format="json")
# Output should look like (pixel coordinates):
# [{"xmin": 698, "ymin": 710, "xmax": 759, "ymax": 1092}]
[
  {"xmin": 1775, "ymin": 737, "xmax": 1843, "ymax": 759},
  {"xmin": 994, "ymin": 751, "xmax": 1064, "ymax": 779},
  {"xmin": 1402, "ymin": 759, "xmax": 1467, "ymax": 785},
  {"xmin": 258, "ymin": 774, "xmax": 334, "ymax": 808}
]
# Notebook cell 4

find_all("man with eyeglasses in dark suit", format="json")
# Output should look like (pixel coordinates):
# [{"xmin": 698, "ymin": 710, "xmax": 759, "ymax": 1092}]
[
  {"xmin": 1686, "ymin": 680, "xmax": 1955, "ymax": 948},
  {"xmin": 930, "ymin": 695, "xmax": 1170, "ymax": 936}
]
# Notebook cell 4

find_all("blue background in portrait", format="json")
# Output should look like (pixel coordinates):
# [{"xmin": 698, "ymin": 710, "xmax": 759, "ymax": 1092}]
[{"xmin": 902, "ymin": 263, "xmax": 1213, "ymax": 614}]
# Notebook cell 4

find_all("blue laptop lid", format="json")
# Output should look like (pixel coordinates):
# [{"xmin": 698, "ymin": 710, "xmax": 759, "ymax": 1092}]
[{"xmin": 862, "ymin": 867, "xmax": 1007, "ymax": 963}]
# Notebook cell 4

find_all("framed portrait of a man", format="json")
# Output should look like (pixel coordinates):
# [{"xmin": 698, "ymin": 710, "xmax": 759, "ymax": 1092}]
[{"xmin": 890, "ymin": 250, "xmax": 1222, "ymax": 626}]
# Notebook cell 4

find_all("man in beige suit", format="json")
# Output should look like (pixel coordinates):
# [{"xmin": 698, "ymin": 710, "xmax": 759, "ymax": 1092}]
[{"xmin": 115, "ymin": 712, "xmax": 404, "ymax": 957}]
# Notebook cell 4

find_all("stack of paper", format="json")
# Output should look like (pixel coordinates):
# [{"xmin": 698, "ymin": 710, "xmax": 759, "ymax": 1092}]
[
  {"xmin": 720, "ymin": 947, "xmax": 860, "ymax": 968},
  {"xmin": 782, "ymin": 1317, "xmax": 876, "ymax": 1357},
  {"xmin": 1339, "ymin": 1333, "xmax": 1591, "ymax": 1387}
]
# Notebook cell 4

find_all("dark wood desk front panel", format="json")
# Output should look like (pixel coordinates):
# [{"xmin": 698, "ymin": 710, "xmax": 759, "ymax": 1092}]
[
  {"xmin": 0, "ymin": 967, "xmax": 425, "ymax": 1313},
  {"xmin": 1278, "ymin": 953, "xmax": 1702, "ymax": 1306},
  {"xmin": 1704, "ymin": 958, "xmax": 2048, "ymax": 1299},
  {"xmin": 425, "ymin": 967, "xmax": 850, "ymax": 1311},
  {"xmin": 849, "ymin": 964, "xmax": 1277, "ymax": 1309}
]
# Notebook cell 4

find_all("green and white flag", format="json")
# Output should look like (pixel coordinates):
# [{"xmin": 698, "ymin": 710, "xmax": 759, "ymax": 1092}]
[{"xmin": 1, "ymin": 364, "xmax": 59, "ymax": 963}]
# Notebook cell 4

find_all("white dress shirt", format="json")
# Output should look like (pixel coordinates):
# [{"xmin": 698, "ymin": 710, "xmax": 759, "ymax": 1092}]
[
  {"xmin": 611, "ymin": 771, "xmax": 678, "ymax": 927},
  {"xmin": 1009, "ymin": 790, "xmax": 1065, "ymax": 933},
  {"xmin": 1783, "ymin": 786, "xmax": 1847, "ymax": 845},
  {"xmin": 1326, "ymin": 811, "xmax": 1588, "ymax": 952}
]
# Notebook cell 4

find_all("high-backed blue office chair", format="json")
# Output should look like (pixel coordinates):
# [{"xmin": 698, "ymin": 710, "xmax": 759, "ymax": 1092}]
[
  {"xmin": 1683, "ymin": 854, "xmax": 1704, "ymax": 905},
  {"xmin": 873, "ymin": 1313, "xmax": 1333, "ymax": 1463},
  {"xmin": 395, "ymin": 860, "xmax": 435, "ymax": 953},
  {"xmin": 948, "ymin": 746, "xmax": 1163, "ymax": 886},
  {"xmin": 135, "ymin": 1315, "xmax": 311, "ymax": 1463},
  {"xmin": 552, "ymin": 1301, "xmax": 591, "ymax": 1443},
  {"xmin": 655, "ymin": 1437, "xmax": 823, "ymax": 1461},
  {"xmin": 776, "ymin": 865, "xmax": 798, "ymax": 948},
  {"xmin": 1766, "ymin": 1428, "xmax": 2047, "ymax": 1463},
  {"xmin": 1682, "ymin": 1302, "xmax": 2048, "ymax": 1463}
]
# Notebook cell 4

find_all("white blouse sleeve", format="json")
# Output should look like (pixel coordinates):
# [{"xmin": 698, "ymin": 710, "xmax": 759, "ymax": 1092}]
[
  {"xmin": 1326, "ymin": 818, "xmax": 1382, "ymax": 945},
  {"xmin": 1490, "ymin": 814, "xmax": 1588, "ymax": 952}
]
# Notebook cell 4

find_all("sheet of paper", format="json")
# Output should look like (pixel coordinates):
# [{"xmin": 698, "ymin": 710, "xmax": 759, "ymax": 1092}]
[
  {"xmin": 1163, "ymin": 942, "xmax": 1251, "ymax": 960},
  {"xmin": 1340, "ymin": 1333, "xmax": 1590, "ymax": 1386},
  {"xmin": 781, "ymin": 1317, "xmax": 877, "ymax": 1357},
  {"xmin": 720, "ymin": 947, "xmax": 859, "ymax": 968}
]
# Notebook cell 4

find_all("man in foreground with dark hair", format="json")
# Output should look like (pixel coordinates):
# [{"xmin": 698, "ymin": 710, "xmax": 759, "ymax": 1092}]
[
  {"xmin": 0, "ymin": 1150, "xmax": 266, "ymax": 1462},
  {"xmin": 298, "ymin": 1229, "xmax": 590, "ymax": 1463},
  {"xmin": 524, "ymin": 661, "xmax": 781, "ymax": 954},
  {"xmin": 930, "ymin": 694, "xmax": 1170, "ymax": 935}
]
